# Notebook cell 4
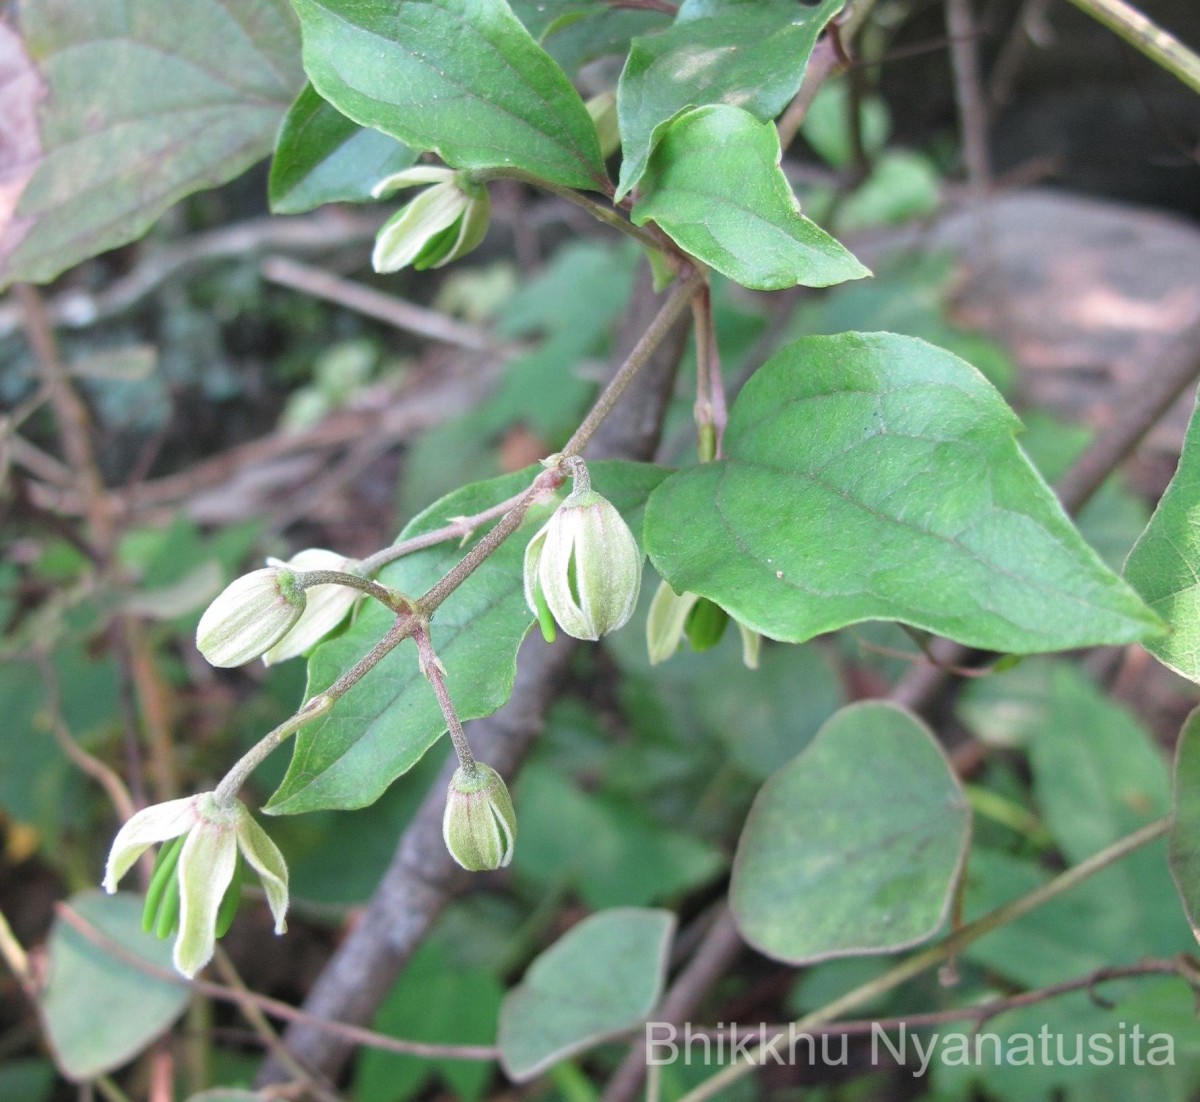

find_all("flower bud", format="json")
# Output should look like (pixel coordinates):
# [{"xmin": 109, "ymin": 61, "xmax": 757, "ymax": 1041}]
[
  {"xmin": 586, "ymin": 90, "xmax": 620, "ymax": 161},
  {"xmin": 442, "ymin": 764, "xmax": 517, "ymax": 872},
  {"xmin": 371, "ymin": 169, "xmax": 490, "ymax": 274},
  {"xmin": 262, "ymin": 548, "xmax": 362, "ymax": 665},
  {"xmin": 646, "ymin": 579, "xmax": 761, "ymax": 669},
  {"xmin": 104, "ymin": 793, "xmax": 289, "ymax": 977},
  {"xmin": 524, "ymin": 489, "xmax": 642, "ymax": 641},
  {"xmin": 196, "ymin": 567, "xmax": 305, "ymax": 668}
]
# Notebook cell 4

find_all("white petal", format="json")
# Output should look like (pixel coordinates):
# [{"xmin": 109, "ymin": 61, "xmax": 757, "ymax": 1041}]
[
  {"xmin": 263, "ymin": 584, "xmax": 359, "ymax": 664},
  {"xmin": 103, "ymin": 796, "xmax": 200, "ymax": 893},
  {"xmin": 646, "ymin": 581, "xmax": 700, "ymax": 665},
  {"xmin": 174, "ymin": 821, "xmax": 238, "ymax": 978},
  {"xmin": 236, "ymin": 809, "xmax": 290, "ymax": 935},
  {"xmin": 372, "ymin": 185, "xmax": 468, "ymax": 273}
]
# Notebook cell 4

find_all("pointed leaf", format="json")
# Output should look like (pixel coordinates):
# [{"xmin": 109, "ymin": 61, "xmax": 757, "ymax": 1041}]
[
  {"xmin": 269, "ymin": 82, "xmax": 415, "ymax": 213},
  {"xmin": 730, "ymin": 702, "xmax": 971, "ymax": 963},
  {"xmin": 1170, "ymin": 706, "xmax": 1200, "ymax": 945},
  {"xmin": 41, "ymin": 892, "xmax": 190, "ymax": 1081},
  {"xmin": 290, "ymin": 0, "xmax": 606, "ymax": 191},
  {"xmin": 632, "ymin": 105, "xmax": 868, "ymax": 290},
  {"xmin": 645, "ymin": 332, "xmax": 1162, "ymax": 653},
  {"xmin": 1, "ymin": 0, "xmax": 302, "ymax": 287},
  {"xmin": 498, "ymin": 908, "xmax": 675, "ymax": 1081},
  {"xmin": 616, "ymin": 0, "xmax": 843, "ymax": 199},
  {"xmin": 1125, "ymin": 394, "xmax": 1200, "ymax": 682},
  {"xmin": 268, "ymin": 461, "xmax": 667, "ymax": 814}
]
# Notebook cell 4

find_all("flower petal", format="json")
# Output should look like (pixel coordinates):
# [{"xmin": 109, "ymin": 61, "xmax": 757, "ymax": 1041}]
[
  {"xmin": 174, "ymin": 821, "xmax": 238, "ymax": 977},
  {"xmin": 103, "ymin": 796, "xmax": 199, "ymax": 893},
  {"xmin": 646, "ymin": 581, "xmax": 700, "ymax": 665},
  {"xmin": 235, "ymin": 809, "xmax": 290, "ymax": 935},
  {"xmin": 263, "ymin": 583, "xmax": 359, "ymax": 665}
]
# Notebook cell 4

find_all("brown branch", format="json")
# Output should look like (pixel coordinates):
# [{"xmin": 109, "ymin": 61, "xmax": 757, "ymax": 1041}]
[
  {"xmin": 53, "ymin": 904, "xmax": 499, "ymax": 1062},
  {"xmin": 257, "ymin": 262, "xmax": 693, "ymax": 1086}
]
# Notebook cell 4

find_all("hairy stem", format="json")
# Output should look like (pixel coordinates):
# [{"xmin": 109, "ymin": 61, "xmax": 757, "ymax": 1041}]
[
  {"xmin": 294, "ymin": 569, "xmax": 410, "ymax": 612},
  {"xmin": 413, "ymin": 625, "xmax": 476, "ymax": 771}
]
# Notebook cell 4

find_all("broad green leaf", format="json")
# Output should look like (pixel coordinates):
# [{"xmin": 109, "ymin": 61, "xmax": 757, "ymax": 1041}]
[
  {"xmin": 799, "ymin": 81, "xmax": 890, "ymax": 170},
  {"xmin": 1, "ymin": 0, "xmax": 302, "ymax": 287},
  {"xmin": 41, "ymin": 892, "xmax": 190, "ymax": 1081},
  {"xmin": 355, "ymin": 944, "xmax": 502, "ymax": 1102},
  {"xmin": 509, "ymin": 1, "xmax": 668, "ymax": 76},
  {"xmin": 269, "ymin": 82, "xmax": 415, "ymax": 213},
  {"xmin": 1125, "ymin": 395, "xmax": 1200, "ymax": 681},
  {"xmin": 645, "ymin": 332, "xmax": 1162, "ymax": 653},
  {"xmin": 730, "ymin": 701, "xmax": 970, "ymax": 963},
  {"xmin": 290, "ymin": 0, "xmax": 606, "ymax": 191},
  {"xmin": 498, "ymin": 908, "xmax": 675, "ymax": 1081},
  {"xmin": 632, "ymin": 105, "xmax": 868, "ymax": 290},
  {"xmin": 615, "ymin": 0, "xmax": 843, "ymax": 200},
  {"xmin": 1170, "ymin": 706, "xmax": 1200, "ymax": 944},
  {"xmin": 268, "ymin": 461, "xmax": 667, "ymax": 814}
]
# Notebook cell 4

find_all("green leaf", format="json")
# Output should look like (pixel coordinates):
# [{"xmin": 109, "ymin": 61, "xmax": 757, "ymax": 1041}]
[
  {"xmin": 644, "ymin": 332, "xmax": 1162, "ymax": 653},
  {"xmin": 268, "ymin": 461, "xmax": 667, "ymax": 814},
  {"xmin": 1, "ymin": 0, "xmax": 302, "ymax": 287},
  {"xmin": 355, "ymin": 944, "xmax": 503, "ymax": 1102},
  {"xmin": 632, "ymin": 105, "xmax": 868, "ymax": 290},
  {"xmin": 1125, "ymin": 394, "xmax": 1200, "ymax": 682},
  {"xmin": 40, "ymin": 892, "xmax": 191, "ymax": 1081},
  {"xmin": 799, "ymin": 80, "xmax": 890, "ymax": 169},
  {"xmin": 1170, "ymin": 706, "xmax": 1200, "ymax": 944},
  {"xmin": 498, "ymin": 908, "xmax": 675, "ymax": 1081},
  {"xmin": 269, "ymin": 82, "xmax": 415, "ymax": 213},
  {"xmin": 290, "ymin": 0, "xmax": 606, "ymax": 191},
  {"xmin": 615, "ymin": 0, "xmax": 843, "ymax": 200},
  {"xmin": 730, "ymin": 701, "xmax": 971, "ymax": 963}
]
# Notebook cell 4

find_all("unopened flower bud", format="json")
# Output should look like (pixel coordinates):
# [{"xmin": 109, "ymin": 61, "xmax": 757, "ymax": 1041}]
[
  {"xmin": 196, "ymin": 567, "xmax": 305, "ymax": 668},
  {"xmin": 371, "ymin": 167, "xmax": 490, "ymax": 273},
  {"xmin": 104, "ymin": 793, "xmax": 289, "ymax": 977},
  {"xmin": 586, "ymin": 90, "xmax": 620, "ymax": 161},
  {"xmin": 262, "ymin": 549, "xmax": 362, "ymax": 665},
  {"xmin": 443, "ymin": 764, "xmax": 517, "ymax": 872},
  {"xmin": 646, "ymin": 580, "xmax": 761, "ymax": 668},
  {"xmin": 524, "ymin": 487, "xmax": 642, "ymax": 641}
]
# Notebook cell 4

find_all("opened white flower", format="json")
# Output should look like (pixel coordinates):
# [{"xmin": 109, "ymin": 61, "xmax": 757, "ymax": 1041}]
[
  {"xmin": 262, "ymin": 548, "xmax": 362, "ymax": 665},
  {"xmin": 646, "ymin": 580, "xmax": 761, "ymax": 669},
  {"xmin": 196, "ymin": 567, "xmax": 305, "ymax": 667},
  {"xmin": 524, "ymin": 488, "xmax": 642, "ymax": 641},
  {"xmin": 104, "ymin": 794, "xmax": 289, "ymax": 978}
]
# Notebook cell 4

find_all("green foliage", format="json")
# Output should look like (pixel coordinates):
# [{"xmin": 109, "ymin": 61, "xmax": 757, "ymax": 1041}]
[
  {"xmin": 1, "ymin": 0, "xmax": 302, "ymax": 287},
  {"xmin": 290, "ymin": 0, "xmax": 606, "ymax": 190},
  {"xmin": 41, "ymin": 892, "xmax": 190, "ymax": 1081},
  {"xmin": 633, "ymin": 105, "xmax": 870, "ymax": 290},
  {"xmin": 1125, "ymin": 396, "xmax": 1200, "ymax": 682},
  {"xmin": 615, "ymin": 0, "xmax": 844, "ymax": 199},
  {"xmin": 498, "ymin": 908, "xmax": 674, "ymax": 1080},
  {"xmin": 1169, "ymin": 706, "xmax": 1200, "ymax": 941},
  {"xmin": 269, "ymin": 82, "xmax": 416, "ymax": 213},
  {"xmin": 645, "ymin": 332, "xmax": 1161, "ymax": 652},
  {"xmin": 730, "ymin": 702, "xmax": 971, "ymax": 962}
]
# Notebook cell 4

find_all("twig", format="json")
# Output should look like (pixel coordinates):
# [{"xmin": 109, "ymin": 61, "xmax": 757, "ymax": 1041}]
[
  {"xmin": 262, "ymin": 256, "xmax": 518, "ymax": 355},
  {"xmin": 944, "ymin": 0, "xmax": 993, "ymax": 259},
  {"xmin": 988, "ymin": 0, "xmax": 1055, "ymax": 106},
  {"xmin": 1061, "ymin": 0, "xmax": 1200, "ymax": 93},
  {"xmin": 0, "ymin": 908, "xmax": 34, "ymax": 998},
  {"xmin": 54, "ymin": 904, "xmax": 499, "ymax": 1062},
  {"xmin": 674, "ymin": 818, "xmax": 1171, "ymax": 1102}
]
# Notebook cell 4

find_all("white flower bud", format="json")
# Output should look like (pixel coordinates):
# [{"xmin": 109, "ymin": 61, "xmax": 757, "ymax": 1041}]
[
  {"xmin": 442, "ymin": 764, "xmax": 517, "ymax": 872},
  {"xmin": 262, "ymin": 549, "xmax": 362, "ymax": 665},
  {"xmin": 372, "ymin": 172, "xmax": 490, "ymax": 274},
  {"xmin": 104, "ymin": 793, "xmax": 289, "ymax": 978},
  {"xmin": 196, "ymin": 567, "xmax": 305, "ymax": 668},
  {"xmin": 524, "ymin": 489, "xmax": 642, "ymax": 641}
]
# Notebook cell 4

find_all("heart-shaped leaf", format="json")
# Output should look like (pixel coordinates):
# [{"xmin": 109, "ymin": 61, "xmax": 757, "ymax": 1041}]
[
  {"xmin": 41, "ymin": 892, "xmax": 190, "ymax": 1081},
  {"xmin": 730, "ymin": 702, "xmax": 971, "ymax": 962},
  {"xmin": 498, "ymin": 908, "xmax": 675, "ymax": 1080},
  {"xmin": 644, "ymin": 332, "xmax": 1161, "ymax": 653}
]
